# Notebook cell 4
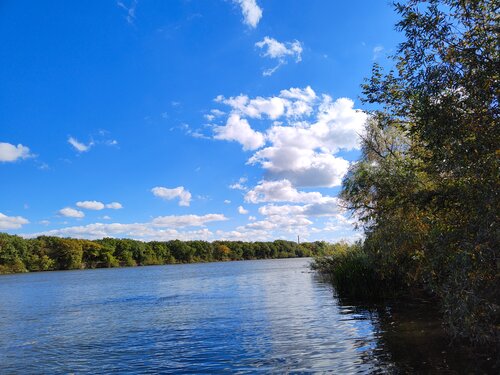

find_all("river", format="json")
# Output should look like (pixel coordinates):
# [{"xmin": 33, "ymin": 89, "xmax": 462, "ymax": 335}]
[{"xmin": 0, "ymin": 258, "xmax": 493, "ymax": 373}]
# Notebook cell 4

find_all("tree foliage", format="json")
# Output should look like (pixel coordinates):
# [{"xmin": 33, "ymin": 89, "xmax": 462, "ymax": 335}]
[
  {"xmin": 0, "ymin": 233, "xmax": 337, "ymax": 274},
  {"xmin": 340, "ymin": 0, "xmax": 499, "ymax": 346}
]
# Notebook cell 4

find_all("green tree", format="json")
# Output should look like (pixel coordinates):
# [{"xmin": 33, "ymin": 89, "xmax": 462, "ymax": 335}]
[{"xmin": 343, "ymin": 0, "xmax": 499, "ymax": 345}]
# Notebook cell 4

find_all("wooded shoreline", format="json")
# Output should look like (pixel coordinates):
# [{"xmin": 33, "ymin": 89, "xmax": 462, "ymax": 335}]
[{"xmin": 0, "ymin": 232, "xmax": 334, "ymax": 274}]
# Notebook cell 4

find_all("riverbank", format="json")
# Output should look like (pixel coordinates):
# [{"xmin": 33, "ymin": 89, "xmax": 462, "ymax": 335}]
[{"xmin": 312, "ymin": 244, "xmax": 500, "ymax": 366}]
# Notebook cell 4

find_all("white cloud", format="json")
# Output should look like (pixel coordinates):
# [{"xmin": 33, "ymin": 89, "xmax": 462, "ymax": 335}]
[
  {"xmin": 255, "ymin": 37, "xmax": 303, "ymax": 76},
  {"xmin": 233, "ymin": 0, "xmax": 262, "ymax": 28},
  {"xmin": 0, "ymin": 142, "xmax": 32, "ymax": 162},
  {"xmin": 216, "ymin": 95, "xmax": 286, "ymax": 119},
  {"xmin": 249, "ymin": 147, "xmax": 350, "ymax": 187},
  {"xmin": 256, "ymin": 37, "xmax": 303, "ymax": 61},
  {"xmin": 246, "ymin": 215, "xmax": 312, "ymax": 233},
  {"xmin": 258, "ymin": 200, "xmax": 340, "ymax": 217},
  {"xmin": 76, "ymin": 201, "xmax": 105, "ymax": 210},
  {"xmin": 245, "ymin": 179, "xmax": 332, "ymax": 204},
  {"xmin": 68, "ymin": 137, "xmax": 93, "ymax": 152},
  {"xmin": 216, "ymin": 87, "xmax": 317, "ymax": 120},
  {"xmin": 248, "ymin": 216, "xmax": 256, "ymax": 221},
  {"xmin": 106, "ymin": 202, "xmax": 123, "ymax": 209},
  {"xmin": 229, "ymin": 183, "xmax": 247, "ymax": 190},
  {"xmin": 236, "ymin": 179, "xmax": 345, "ymax": 236},
  {"xmin": 212, "ymin": 87, "xmax": 367, "ymax": 187},
  {"xmin": 151, "ymin": 186, "xmax": 192, "ymax": 206},
  {"xmin": 224, "ymin": 199, "xmax": 231, "ymax": 204},
  {"xmin": 25, "ymin": 224, "xmax": 212, "ymax": 242},
  {"xmin": 204, "ymin": 109, "xmax": 225, "ymax": 122},
  {"xmin": 238, "ymin": 206, "xmax": 249, "ymax": 214},
  {"xmin": 229, "ymin": 177, "xmax": 248, "ymax": 190},
  {"xmin": 279, "ymin": 86, "xmax": 317, "ymax": 103},
  {"xmin": 75, "ymin": 201, "xmax": 123, "ymax": 210},
  {"xmin": 211, "ymin": 109, "xmax": 225, "ymax": 117},
  {"xmin": 214, "ymin": 114, "xmax": 265, "ymax": 150},
  {"xmin": 23, "ymin": 214, "xmax": 227, "ymax": 241},
  {"xmin": 22, "ymin": 210, "xmax": 357, "ymax": 243},
  {"xmin": 214, "ymin": 228, "xmax": 270, "ymax": 241},
  {"xmin": 0, "ymin": 212, "xmax": 29, "ymax": 230},
  {"xmin": 58, "ymin": 207, "xmax": 85, "ymax": 218},
  {"xmin": 151, "ymin": 214, "xmax": 227, "ymax": 228}
]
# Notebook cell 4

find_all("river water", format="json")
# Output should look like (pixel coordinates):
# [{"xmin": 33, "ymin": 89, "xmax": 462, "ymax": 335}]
[{"xmin": 0, "ymin": 258, "xmax": 494, "ymax": 373}]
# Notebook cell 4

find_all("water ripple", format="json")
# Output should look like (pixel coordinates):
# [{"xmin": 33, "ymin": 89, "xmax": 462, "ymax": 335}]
[{"xmin": 0, "ymin": 258, "xmax": 484, "ymax": 374}]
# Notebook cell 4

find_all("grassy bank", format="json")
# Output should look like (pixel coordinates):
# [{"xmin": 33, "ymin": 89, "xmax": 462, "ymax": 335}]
[
  {"xmin": 312, "ymin": 242, "xmax": 499, "ymax": 357},
  {"xmin": 311, "ymin": 242, "xmax": 409, "ymax": 301}
]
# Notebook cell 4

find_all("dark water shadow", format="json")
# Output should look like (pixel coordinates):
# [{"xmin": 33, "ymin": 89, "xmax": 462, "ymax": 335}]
[{"xmin": 314, "ymin": 274, "xmax": 498, "ymax": 374}]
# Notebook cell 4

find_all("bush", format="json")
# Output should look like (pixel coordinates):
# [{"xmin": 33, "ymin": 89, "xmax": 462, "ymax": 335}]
[{"xmin": 312, "ymin": 243, "xmax": 400, "ymax": 300}]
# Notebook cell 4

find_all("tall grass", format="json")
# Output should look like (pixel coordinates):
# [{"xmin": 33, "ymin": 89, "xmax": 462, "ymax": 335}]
[{"xmin": 312, "ymin": 243, "xmax": 398, "ymax": 300}]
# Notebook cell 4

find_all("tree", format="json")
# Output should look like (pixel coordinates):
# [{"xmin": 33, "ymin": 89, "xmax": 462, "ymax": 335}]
[{"xmin": 344, "ymin": 0, "xmax": 499, "ymax": 345}]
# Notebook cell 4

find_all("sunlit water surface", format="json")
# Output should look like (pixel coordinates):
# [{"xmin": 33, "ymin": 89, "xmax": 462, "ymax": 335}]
[{"xmin": 0, "ymin": 258, "xmax": 493, "ymax": 373}]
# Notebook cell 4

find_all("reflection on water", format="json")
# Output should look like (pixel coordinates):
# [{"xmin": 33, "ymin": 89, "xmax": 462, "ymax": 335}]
[{"xmin": 0, "ymin": 258, "xmax": 495, "ymax": 373}]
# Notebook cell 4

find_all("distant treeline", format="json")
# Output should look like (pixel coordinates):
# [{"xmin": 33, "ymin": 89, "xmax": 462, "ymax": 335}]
[{"xmin": 0, "ymin": 232, "xmax": 339, "ymax": 274}]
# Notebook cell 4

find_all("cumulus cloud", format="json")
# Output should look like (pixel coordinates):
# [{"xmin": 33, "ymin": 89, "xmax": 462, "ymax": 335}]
[
  {"xmin": 0, "ymin": 142, "xmax": 32, "ymax": 162},
  {"xmin": 26, "ymin": 224, "xmax": 213, "ymax": 242},
  {"xmin": 207, "ymin": 87, "xmax": 366, "ymax": 241},
  {"xmin": 68, "ymin": 137, "xmax": 93, "ymax": 152},
  {"xmin": 212, "ymin": 87, "xmax": 367, "ymax": 187},
  {"xmin": 23, "ymin": 214, "xmax": 227, "ymax": 241},
  {"xmin": 58, "ymin": 207, "xmax": 85, "ymax": 218},
  {"xmin": 249, "ymin": 146, "xmax": 350, "ymax": 187},
  {"xmin": 151, "ymin": 186, "xmax": 192, "ymax": 206},
  {"xmin": 229, "ymin": 177, "xmax": 248, "ymax": 191},
  {"xmin": 0, "ymin": 212, "xmax": 29, "ymax": 230},
  {"xmin": 151, "ymin": 214, "xmax": 227, "ymax": 228},
  {"xmin": 214, "ymin": 228, "xmax": 270, "ymax": 242},
  {"xmin": 235, "ymin": 180, "xmax": 341, "ymax": 235},
  {"xmin": 238, "ymin": 206, "xmax": 249, "ymax": 214},
  {"xmin": 214, "ymin": 114, "xmax": 265, "ymax": 150},
  {"xmin": 106, "ymin": 202, "xmax": 123, "ymax": 209},
  {"xmin": 76, "ymin": 201, "xmax": 105, "ymax": 210},
  {"xmin": 244, "ymin": 195, "xmax": 360, "ymax": 241},
  {"xmin": 233, "ymin": 0, "xmax": 262, "ymax": 28},
  {"xmin": 258, "ymin": 200, "xmax": 340, "ymax": 218},
  {"xmin": 255, "ymin": 37, "xmax": 303, "ymax": 76},
  {"xmin": 75, "ymin": 201, "xmax": 123, "ymax": 210},
  {"xmin": 246, "ymin": 214, "xmax": 312, "ymax": 232},
  {"xmin": 245, "ymin": 179, "xmax": 332, "ymax": 204},
  {"xmin": 204, "ymin": 109, "xmax": 225, "ymax": 122},
  {"xmin": 215, "ymin": 94, "xmax": 286, "ymax": 119}
]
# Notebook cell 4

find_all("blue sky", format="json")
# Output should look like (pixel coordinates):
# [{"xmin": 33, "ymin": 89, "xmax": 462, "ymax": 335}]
[{"xmin": 0, "ymin": 0, "xmax": 400, "ymax": 242}]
